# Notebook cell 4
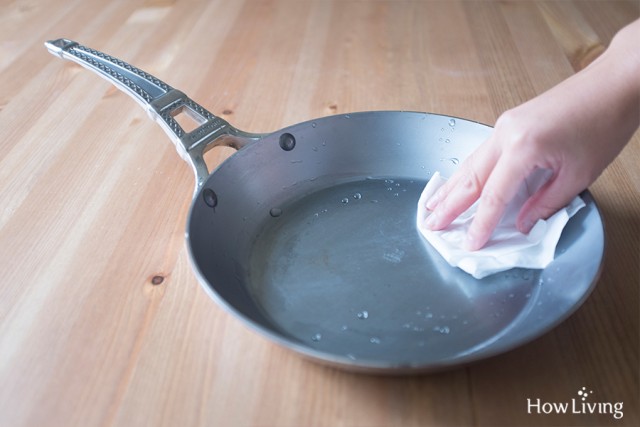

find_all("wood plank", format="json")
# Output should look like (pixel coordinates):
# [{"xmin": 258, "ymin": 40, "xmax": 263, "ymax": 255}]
[{"xmin": 0, "ymin": 1, "xmax": 638, "ymax": 426}]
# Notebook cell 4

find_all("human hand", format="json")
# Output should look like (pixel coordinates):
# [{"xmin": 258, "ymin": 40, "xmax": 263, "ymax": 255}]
[{"xmin": 424, "ymin": 19, "xmax": 640, "ymax": 251}]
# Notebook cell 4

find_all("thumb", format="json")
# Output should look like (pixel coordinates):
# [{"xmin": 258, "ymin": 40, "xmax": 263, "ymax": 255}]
[{"xmin": 516, "ymin": 177, "xmax": 585, "ymax": 234}]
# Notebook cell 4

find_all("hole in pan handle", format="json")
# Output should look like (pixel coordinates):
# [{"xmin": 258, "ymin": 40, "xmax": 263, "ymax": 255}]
[{"xmin": 44, "ymin": 38, "xmax": 264, "ymax": 193}]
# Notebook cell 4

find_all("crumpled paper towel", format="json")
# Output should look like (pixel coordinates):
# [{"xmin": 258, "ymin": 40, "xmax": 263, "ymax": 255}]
[{"xmin": 417, "ymin": 171, "xmax": 585, "ymax": 279}]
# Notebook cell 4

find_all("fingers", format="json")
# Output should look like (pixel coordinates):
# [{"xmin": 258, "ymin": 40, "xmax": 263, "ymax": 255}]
[
  {"xmin": 464, "ymin": 155, "xmax": 532, "ymax": 251},
  {"xmin": 516, "ymin": 172, "xmax": 583, "ymax": 233},
  {"xmin": 425, "ymin": 142, "xmax": 498, "ymax": 231}
]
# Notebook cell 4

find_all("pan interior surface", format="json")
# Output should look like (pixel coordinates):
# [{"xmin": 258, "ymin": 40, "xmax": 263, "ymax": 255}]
[{"xmin": 247, "ymin": 176, "xmax": 545, "ymax": 365}]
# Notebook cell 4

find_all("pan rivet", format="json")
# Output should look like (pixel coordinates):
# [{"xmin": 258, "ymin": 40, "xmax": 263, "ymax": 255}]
[
  {"xmin": 203, "ymin": 188, "xmax": 218, "ymax": 208},
  {"xmin": 269, "ymin": 208, "xmax": 283, "ymax": 217},
  {"xmin": 279, "ymin": 133, "xmax": 296, "ymax": 151}
]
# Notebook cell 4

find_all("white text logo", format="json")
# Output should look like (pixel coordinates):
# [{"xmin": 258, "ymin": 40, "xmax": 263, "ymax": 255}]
[{"xmin": 527, "ymin": 387, "xmax": 623, "ymax": 420}]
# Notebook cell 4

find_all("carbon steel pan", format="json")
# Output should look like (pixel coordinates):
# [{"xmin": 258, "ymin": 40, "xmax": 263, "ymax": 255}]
[{"xmin": 46, "ymin": 39, "xmax": 604, "ymax": 374}]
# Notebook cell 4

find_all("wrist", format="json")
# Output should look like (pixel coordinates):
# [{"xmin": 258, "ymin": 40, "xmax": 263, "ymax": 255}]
[
  {"xmin": 582, "ymin": 19, "xmax": 640, "ymax": 136},
  {"xmin": 605, "ymin": 19, "xmax": 640, "ymax": 95}
]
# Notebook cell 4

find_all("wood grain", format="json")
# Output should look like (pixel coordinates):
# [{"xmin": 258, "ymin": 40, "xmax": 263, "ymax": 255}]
[{"xmin": 0, "ymin": 1, "xmax": 638, "ymax": 426}]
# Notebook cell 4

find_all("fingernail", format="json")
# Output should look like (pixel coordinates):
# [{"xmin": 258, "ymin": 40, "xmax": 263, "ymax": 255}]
[
  {"xmin": 425, "ymin": 194, "xmax": 439, "ymax": 211},
  {"xmin": 425, "ymin": 212, "xmax": 439, "ymax": 230},
  {"xmin": 427, "ymin": 187, "xmax": 447, "ymax": 210}
]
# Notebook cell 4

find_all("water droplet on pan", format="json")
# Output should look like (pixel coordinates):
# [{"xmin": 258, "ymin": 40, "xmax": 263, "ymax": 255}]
[
  {"xmin": 449, "ymin": 118, "xmax": 456, "ymax": 127},
  {"xmin": 440, "ymin": 157, "xmax": 459, "ymax": 165},
  {"xmin": 433, "ymin": 326, "xmax": 450, "ymax": 334},
  {"xmin": 357, "ymin": 310, "xmax": 369, "ymax": 319},
  {"xmin": 311, "ymin": 333, "xmax": 322, "ymax": 342}
]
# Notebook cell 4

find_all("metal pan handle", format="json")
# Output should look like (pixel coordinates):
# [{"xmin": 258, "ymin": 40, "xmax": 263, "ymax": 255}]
[{"xmin": 45, "ymin": 38, "xmax": 263, "ymax": 192}]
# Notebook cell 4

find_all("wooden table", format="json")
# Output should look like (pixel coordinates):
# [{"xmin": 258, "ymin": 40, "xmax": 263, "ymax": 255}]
[{"xmin": 1, "ymin": 1, "xmax": 638, "ymax": 426}]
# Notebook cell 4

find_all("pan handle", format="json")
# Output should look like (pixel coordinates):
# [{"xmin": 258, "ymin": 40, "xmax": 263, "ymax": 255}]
[{"xmin": 45, "ymin": 38, "xmax": 263, "ymax": 192}]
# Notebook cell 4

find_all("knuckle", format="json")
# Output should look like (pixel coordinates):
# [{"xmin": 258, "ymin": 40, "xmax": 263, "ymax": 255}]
[
  {"xmin": 495, "ymin": 108, "xmax": 518, "ymax": 130},
  {"xmin": 461, "ymin": 171, "xmax": 482, "ymax": 196},
  {"xmin": 495, "ymin": 109, "xmax": 539, "ymax": 154},
  {"xmin": 454, "ymin": 157, "xmax": 484, "ymax": 195},
  {"xmin": 494, "ymin": 109, "xmax": 526, "ymax": 141}
]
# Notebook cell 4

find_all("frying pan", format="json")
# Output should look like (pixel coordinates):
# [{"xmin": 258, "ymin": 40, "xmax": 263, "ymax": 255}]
[{"xmin": 45, "ymin": 39, "xmax": 604, "ymax": 373}]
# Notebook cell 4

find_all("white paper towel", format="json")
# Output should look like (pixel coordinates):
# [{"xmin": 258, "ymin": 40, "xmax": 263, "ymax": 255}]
[{"xmin": 417, "ymin": 171, "xmax": 585, "ymax": 279}]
